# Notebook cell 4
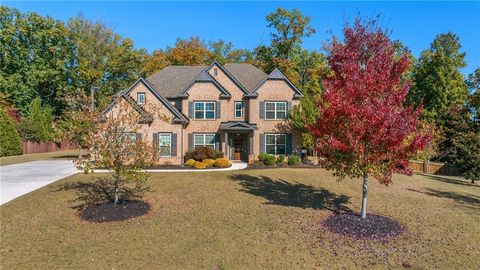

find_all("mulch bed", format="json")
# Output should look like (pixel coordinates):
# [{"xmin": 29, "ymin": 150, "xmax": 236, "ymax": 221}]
[
  {"xmin": 323, "ymin": 213, "xmax": 404, "ymax": 240},
  {"xmin": 79, "ymin": 200, "xmax": 150, "ymax": 223}
]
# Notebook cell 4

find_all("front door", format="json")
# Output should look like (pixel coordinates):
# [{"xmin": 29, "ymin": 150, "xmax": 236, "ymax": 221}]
[{"xmin": 231, "ymin": 133, "xmax": 244, "ymax": 160}]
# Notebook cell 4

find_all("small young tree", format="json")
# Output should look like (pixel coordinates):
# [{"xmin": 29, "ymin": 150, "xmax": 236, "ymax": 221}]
[
  {"xmin": 310, "ymin": 18, "xmax": 429, "ymax": 218},
  {"xmin": 89, "ymin": 100, "xmax": 156, "ymax": 205},
  {"xmin": 58, "ymin": 92, "xmax": 98, "ymax": 159},
  {"xmin": 289, "ymin": 92, "xmax": 321, "ymax": 164}
]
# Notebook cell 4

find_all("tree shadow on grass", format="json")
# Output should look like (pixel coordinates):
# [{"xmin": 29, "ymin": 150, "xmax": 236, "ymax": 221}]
[
  {"xmin": 230, "ymin": 174, "xmax": 351, "ymax": 213},
  {"xmin": 52, "ymin": 177, "xmax": 149, "ymax": 210},
  {"xmin": 421, "ymin": 174, "xmax": 479, "ymax": 188},
  {"xmin": 407, "ymin": 188, "xmax": 480, "ymax": 210}
]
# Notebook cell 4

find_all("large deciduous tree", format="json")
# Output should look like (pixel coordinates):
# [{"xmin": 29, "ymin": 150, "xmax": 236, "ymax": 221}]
[
  {"xmin": 67, "ymin": 15, "xmax": 144, "ymax": 107},
  {"xmin": 408, "ymin": 33, "xmax": 468, "ymax": 125},
  {"xmin": 310, "ymin": 19, "xmax": 429, "ymax": 218},
  {"xmin": 0, "ymin": 7, "xmax": 74, "ymax": 116}
]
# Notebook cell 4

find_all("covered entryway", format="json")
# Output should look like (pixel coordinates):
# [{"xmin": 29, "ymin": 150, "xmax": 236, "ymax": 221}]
[
  {"xmin": 219, "ymin": 121, "xmax": 257, "ymax": 163},
  {"xmin": 230, "ymin": 133, "xmax": 245, "ymax": 161}
]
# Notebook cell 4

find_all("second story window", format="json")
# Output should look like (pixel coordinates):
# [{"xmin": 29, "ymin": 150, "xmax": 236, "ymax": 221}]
[
  {"xmin": 234, "ymin": 101, "xmax": 243, "ymax": 118},
  {"xmin": 194, "ymin": 101, "xmax": 215, "ymax": 119},
  {"xmin": 137, "ymin": 92, "xmax": 145, "ymax": 105},
  {"xmin": 265, "ymin": 101, "xmax": 286, "ymax": 120}
]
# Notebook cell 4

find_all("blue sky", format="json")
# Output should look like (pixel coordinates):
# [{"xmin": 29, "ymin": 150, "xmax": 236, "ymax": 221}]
[{"xmin": 4, "ymin": 1, "xmax": 480, "ymax": 75}]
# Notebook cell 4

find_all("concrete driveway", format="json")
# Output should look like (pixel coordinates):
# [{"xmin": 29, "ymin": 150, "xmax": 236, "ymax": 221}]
[{"xmin": 0, "ymin": 160, "xmax": 78, "ymax": 205}]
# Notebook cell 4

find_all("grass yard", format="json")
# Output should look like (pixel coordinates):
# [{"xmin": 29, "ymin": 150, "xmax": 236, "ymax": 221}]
[
  {"xmin": 0, "ymin": 149, "xmax": 79, "ymax": 166},
  {"xmin": 1, "ymin": 168, "xmax": 479, "ymax": 269}
]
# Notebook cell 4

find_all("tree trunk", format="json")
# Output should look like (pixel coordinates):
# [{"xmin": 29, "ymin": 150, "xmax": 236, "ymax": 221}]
[
  {"xmin": 312, "ymin": 148, "xmax": 318, "ymax": 165},
  {"xmin": 113, "ymin": 173, "xmax": 120, "ymax": 205},
  {"xmin": 360, "ymin": 174, "xmax": 368, "ymax": 219},
  {"xmin": 472, "ymin": 179, "xmax": 475, "ymax": 184},
  {"xmin": 78, "ymin": 147, "xmax": 82, "ymax": 160}
]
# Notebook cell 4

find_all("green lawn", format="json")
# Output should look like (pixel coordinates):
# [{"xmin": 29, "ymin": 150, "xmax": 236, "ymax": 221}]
[
  {"xmin": 1, "ymin": 169, "xmax": 479, "ymax": 269},
  {"xmin": 0, "ymin": 149, "xmax": 79, "ymax": 166}
]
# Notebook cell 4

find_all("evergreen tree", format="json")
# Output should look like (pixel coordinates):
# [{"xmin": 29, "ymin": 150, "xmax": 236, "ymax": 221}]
[
  {"xmin": 19, "ymin": 97, "xmax": 54, "ymax": 142},
  {"xmin": 0, "ymin": 108, "xmax": 22, "ymax": 157}
]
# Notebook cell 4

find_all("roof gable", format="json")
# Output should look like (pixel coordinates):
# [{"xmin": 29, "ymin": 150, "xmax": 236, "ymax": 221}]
[
  {"xmin": 178, "ymin": 70, "xmax": 231, "ymax": 98},
  {"xmin": 207, "ymin": 61, "xmax": 252, "ymax": 95},
  {"xmin": 248, "ymin": 68, "xmax": 303, "ymax": 98},
  {"xmin": 106, "ymin": 78, "xmax": 188, "ymax": 124}
]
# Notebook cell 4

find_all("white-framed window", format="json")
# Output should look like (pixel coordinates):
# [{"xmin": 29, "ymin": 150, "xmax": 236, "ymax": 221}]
[
  {"xmin": 194, "ymin": 134, "xmax": 216, "ymax": 149},
  {"xmin": 214, "ymin": 68, "xmax": 218, "ymax": 76},
  {"xmin": 265, "ymin": 134, "xmax": 286, "ymax": 155},
  {"xmin": 265, "ymin": 101, "xmax": 286, "ymax": 120},
  {"xmin": 194, "ymin": 101, "xmax": 216, "ymax": 119},
  {"xmin": 137, "ymin": 92, "xmax": 145, "ymax": 105},
  {"xmin": 234, "ymin": 101, "xmax": 243, "ymax": 118},
  {"xmin": 159, "ymin": 133, "xmax": 172, "ymax": 157}
]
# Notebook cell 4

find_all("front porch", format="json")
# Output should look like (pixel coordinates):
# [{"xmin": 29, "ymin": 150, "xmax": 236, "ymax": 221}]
[{"xmin": 219, "ymin": 122, "xmax": 257, "ymax": 163}]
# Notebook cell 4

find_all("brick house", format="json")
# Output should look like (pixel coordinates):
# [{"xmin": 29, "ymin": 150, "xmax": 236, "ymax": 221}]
[{"xmin": 104, "ymin": 61, "xmax": 303, "ymax": 164}]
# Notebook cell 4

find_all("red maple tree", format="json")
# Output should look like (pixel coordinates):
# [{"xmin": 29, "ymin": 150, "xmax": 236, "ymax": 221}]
[{"xmin": 310, "ymin": 19, "xmax": 430, "ymax": 218}]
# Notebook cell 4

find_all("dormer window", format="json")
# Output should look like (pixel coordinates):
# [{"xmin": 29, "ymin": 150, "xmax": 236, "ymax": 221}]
[
  {"xmin": 137, "ymin": 92, "xmax": 145, "ymax": 105},
  {"xmin": 213, "ymin": 68, "xmax": 218, "ymax": 76}
]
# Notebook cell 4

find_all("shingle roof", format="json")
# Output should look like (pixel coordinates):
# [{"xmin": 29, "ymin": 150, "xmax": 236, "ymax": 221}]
[
  {"xmin": 145, "ymin": 63, "xmax": 268, "ymax": 98},
  {"xmin": 223, "ymin": 63, "xmax": 267, "ymax": 92},
  {"xmin": 146, "ymin": 66, "xmax": 206, "ymax": 98}
]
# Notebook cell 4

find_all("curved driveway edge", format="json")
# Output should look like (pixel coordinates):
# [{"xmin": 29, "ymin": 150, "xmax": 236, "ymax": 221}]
[
  {"xmin": 93, "ymin": 162, "xmax": 248, "ymax": 173},
  {"xmin": 0, "ymin": 160, "xmax": 78, "ymax": 205}
]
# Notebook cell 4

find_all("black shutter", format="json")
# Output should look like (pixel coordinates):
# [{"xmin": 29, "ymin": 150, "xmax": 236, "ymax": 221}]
[
  {"xmin": 188, "ymin": 133, "xmax": 194, "ymax": 151},
  {"xmin": 216, "ymin": 101, "xmax": 221, "ymax": 119},
  {"xmin": 215, "ymin": 133, "xmax": 221, "ymax": 151},
  {"xmin": 287, "ymin": 101, "xmax": 292, "ymax": 118},
  {"xmin": 259, "ymin": 101, "xmax": 265, "ymax": 119},
  {"xmin": 286, "ymin": 133, "xmax": 293, "ymax": 155},
  {"xmin": 153, "ymin": 133, "xmax": 159, "ymax": 159},
  {"xmin": 260, "ymin": 133, "xmax": 265, "ymax": 154},
  {"xmin": 171, "ymin": 133, "xmax": 177, "ymax": 157},
  {"xmin": 188, "ymin": 101, "xmax": 194, "ymax": 118}
]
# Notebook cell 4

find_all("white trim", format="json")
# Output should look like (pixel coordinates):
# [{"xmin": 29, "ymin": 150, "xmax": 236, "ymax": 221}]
[
  {"xmin": 265, "ymin": 101, "xmax": 287, "ymax": 120},
  {"xmin": 158, "ymin": 133, "xmax": 172, "ymax": 157},
  {"xmin": 234, "ymin": 101, "xmax": 243, "ymax": 118},
  {"xmin": 194, "ymin": 133, "xmax": 216, "ymax": 148},
  {"xmin": 137, "ymin": 92, "xmax": 146, "ymax": 105},
  {"xmin": 194, "ymin": 101, "xmax": 216, "ymax": 119},
  {"xmin": 265, "ymin": 133, "xmax": 286, "ymax": 155}
]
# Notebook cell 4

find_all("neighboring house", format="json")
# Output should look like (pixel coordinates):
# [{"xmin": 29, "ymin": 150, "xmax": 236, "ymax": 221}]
[{"xmin": 104, "ymin": 61, "xmax": 303, "ymax": 164}]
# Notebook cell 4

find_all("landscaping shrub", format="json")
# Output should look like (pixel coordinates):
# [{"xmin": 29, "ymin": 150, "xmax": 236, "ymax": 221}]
[
  {"xmin": 258, "ymin": 153, "xmax": 270, "ymax": 162},
  {"xmin": 185, "ymin": 159, "xmax": 196, "ymax": 167},
  {"xmin": 202, "ymin": 159, "xmax": 215, "ymax": 167},
  {"xmin": 264, "ymin": 155, "xmax": 276, "ymax": 166},
  {"xmin": 288, "ymin": 155, "xmax": 301, "ymax": 165},
  {"xmin": 214, "ymin": 150, "xmax": 224, "ymax": 159},
  {"xmin": 186, "ymin": 146, "xmax": 217, "ymax": 161},
  {"xmin": 276, "ymin": 154, "xmax": 286, "ymax": 164},
  {"xmin": 192, "ymin": 161, "xmax": 207, "ymax": 169},
  {"xmin": 184, "ymin": 151, "xmax": 195, "ymax": 161},
  {"xmin": 214, "ymin": 158, "xmax": 231, "ymax": 168},
  {"xmin": 0, "ymin": 109, "xmax": 22, "ymax": 157}
]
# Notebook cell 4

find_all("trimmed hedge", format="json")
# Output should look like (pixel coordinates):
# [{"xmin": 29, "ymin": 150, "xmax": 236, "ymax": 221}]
[{"xmin": 0, "ymin": 109, "xmax": 22, "ymax": 157}]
